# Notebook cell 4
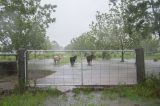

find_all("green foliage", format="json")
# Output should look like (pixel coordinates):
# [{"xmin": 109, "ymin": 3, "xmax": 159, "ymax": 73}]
[
  {"xmin": 102, "ymin": 90, "xmax": 119, "ymax": 100},
  {"xmin": 66, "ymin": 0, "xmax": 160, "ymax": 52},
  {"xmin": 52, "ymin": 40, "xmax": 63, "ymax": 50},
  {"xmin": 73, "ymin": 76, "xmax": 160, "ymax": 103},
  {"xmin": 66, "ymin": 32, "xmax": 96, "ymax": 50},
  {"xmin": 140, "ymin": 39, "xmax": 160, "ymax": 52},
  {"xmin": 122, "ymin": 0, "xmax": 160, "ymax": 46},
  {"xmin": 95, "ymin": 52, "xmax": 134, "ymax": 59},
  {"xmin": 102, "ymin": 52, "xmax": 111, "ymax": 60},
  {"xmin": 90, "ymin": 11, "xmax": 129, "ymax": 50},
  {"xmin": 109, "ymin": 75, "xmax": 160, "ymax": 99},
  {"xmin": 153, "ymin": 53, "xmax": 160, "ymax": 61},
  {"xmin": 123, "ymin": 52, "xmax": 135, "ymax": 59},
  {"xmin": 95, "ymin": 52, "xmax": 111, "ymax": 60},
  {"xmin": 123, "ymin": 0, "xmax": 152, "ymax": 41},
  {"xmin": 0, "ymin": 0, "xmax": 56, "ymax": 50},
  {"xmin": 72, "ymin": 88, "xmax": 93, "ymax": 95}
]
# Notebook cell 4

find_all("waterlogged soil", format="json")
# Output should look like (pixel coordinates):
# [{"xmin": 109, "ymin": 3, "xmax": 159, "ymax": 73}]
[
  {"xmin": 41, "ymin": 91, "xmax": 160, "ymax": 106},
  {"xmin": 0, "ymin": 75, "xmax": 17, "ymax": 91}
]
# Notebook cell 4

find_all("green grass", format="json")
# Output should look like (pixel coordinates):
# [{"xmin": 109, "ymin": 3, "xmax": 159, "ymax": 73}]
[
  {"xmin": 95, "ymin": 52, "xmax": 135, "ymax": 60},
  {"xmin": 28, "ymin": 52, "xmax": 82, "ymax": 66},
  {"xmin": 1, "ymin": 75, "xmax": 159, "ymax": 106},
  {"xmin": 28, "ymin": 52, "xmax": 55, "ymax": 60},
  {"xmin": 72, "ymin": 88, "xmax": 93, "ymax": 95},
  {"xmin": 111, "ymin": 52, "xmax": 135, "ymax": 59},
  {"xmin": 72, "ymin": 75, "xmax": 160, "ymax": 101},
  {"xmin": 102, "ymin": 75, "xmax": 160, "ymax": 100},
  {"xmin": 102, "ymin": 90, "xmax": 119, "ymax": 100},
  {"xmin": 0, "ymin": 56, "xmax": 16, "ymax": 61},
  {"xmin": 0, "ymin": 89, "xmax": 61, "ymax": 106},
  {"xmin": 145, "ymin": 53, "xmax": 160, "ymax": 61}
]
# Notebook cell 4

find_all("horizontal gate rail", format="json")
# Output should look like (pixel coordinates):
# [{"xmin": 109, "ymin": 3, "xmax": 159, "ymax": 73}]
[
  {"xmin": 27, "ymin": 49, "xmax": 134, "ymax": 52},
  {"xmin": 0, "ymin": 53, "xmax": 17, "ymax": 56}
]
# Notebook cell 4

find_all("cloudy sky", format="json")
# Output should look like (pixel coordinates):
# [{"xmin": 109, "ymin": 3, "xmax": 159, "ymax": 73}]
[{"xmin": 41, "ymin": 0, "xmax": 110, "ymax": 47}]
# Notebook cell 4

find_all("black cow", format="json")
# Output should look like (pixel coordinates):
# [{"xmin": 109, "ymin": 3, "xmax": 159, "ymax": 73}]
[
  {"xmin": 70, "ymin": 55, "xmax": 77, "ymax": 67},
  {"xmin": 86, "ymin": 54, "xmax": 94, "ymax": 66}
]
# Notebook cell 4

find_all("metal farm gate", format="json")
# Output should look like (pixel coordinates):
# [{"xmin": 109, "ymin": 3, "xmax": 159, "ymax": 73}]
[{"xmin": 25, "ymin": 50, "xmax": 138, "ymax": 87}]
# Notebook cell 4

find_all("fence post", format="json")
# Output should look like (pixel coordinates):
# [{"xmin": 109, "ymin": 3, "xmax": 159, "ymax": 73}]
[
  {"xmin": 135, "ymin": 48, "xmax": 145, "ymax": 84},
  {"xmin": 80, "ymin": 51, "xmax": 83, "ymax": 85},
  {"xmin": 26, "ymin": 51, "xmax": 28, "ymax": 84},
  {"xmin": 18, "ymin": 48, "xmax": 26, "ymax": 91}
]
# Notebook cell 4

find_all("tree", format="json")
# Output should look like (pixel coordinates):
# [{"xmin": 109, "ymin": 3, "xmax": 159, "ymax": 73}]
[
  {"xmin": 150, "ymin": 0, "xmax": 160, "ymax": 39},
  {"xmin": 52, "ymin": 40, "xmax": 63, "ymax": 50},
  {"xmin": 0, "ymin": 0, "xmax": 57, "ymax": 50},
  {"xmin": 120, "ymin": 0, "xmax": 150, "ymax": 47},
  {"xmin": 66, "ymin": 32, "xmax": 96, "ymax": 50},
  {"xmin": 122, "ymin": 0, "xmax": 160, "ymax": 42},
  {"xmin": 90, "ymin": 9, "xmax": 130, "ymax": 61}
]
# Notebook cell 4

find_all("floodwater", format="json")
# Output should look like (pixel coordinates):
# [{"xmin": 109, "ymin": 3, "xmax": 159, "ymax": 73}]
[
  {"xmin": 41, "ymin": 91, "xmax": 160, "ymax": 106},
  {"xmin": 28, "ymin": 59, "xmax": 160, "ymax": 92}
]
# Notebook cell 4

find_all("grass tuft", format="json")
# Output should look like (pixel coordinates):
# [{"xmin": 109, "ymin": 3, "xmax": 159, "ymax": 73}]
[{"xmin": 72, "ymin": 88, "xmax": 93, "ymax": 95}]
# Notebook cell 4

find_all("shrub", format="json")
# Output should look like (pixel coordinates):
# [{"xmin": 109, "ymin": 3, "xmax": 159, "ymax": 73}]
[{"xmin": 102, "ymin": 52, "xmax": 111, "ymax": 60}]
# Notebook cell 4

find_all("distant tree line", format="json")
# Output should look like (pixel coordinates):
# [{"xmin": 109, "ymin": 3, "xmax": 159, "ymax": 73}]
[{"xmin": 66, "ymin": 0, "xmax": 160, "ymax": 52}]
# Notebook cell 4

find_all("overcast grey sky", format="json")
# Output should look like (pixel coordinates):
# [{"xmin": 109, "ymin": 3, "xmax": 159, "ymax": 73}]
[{"xmin": 41, "ymin": 0, "xmax": 110, "ymax": 47}]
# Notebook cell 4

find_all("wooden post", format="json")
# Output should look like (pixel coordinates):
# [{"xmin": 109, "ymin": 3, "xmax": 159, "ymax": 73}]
[
  {"xmin": 18, "ymin": 48, "xmax": 26, "ymax": 91},
  {"xmin": 26, "ymin": 51, "xmax": 28, "ymax": 84},
  {"xmin": 135, "ymin": 48, "xmax": 145, "ymax": 84}
]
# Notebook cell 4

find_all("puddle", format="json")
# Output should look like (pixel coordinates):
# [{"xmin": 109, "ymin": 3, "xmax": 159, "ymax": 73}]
[{"xmin": 41, "ymin": 91, "xmax": 160, "ymax": 106}]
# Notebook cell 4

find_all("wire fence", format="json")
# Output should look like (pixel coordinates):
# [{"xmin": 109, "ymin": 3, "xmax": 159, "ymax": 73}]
[
  {"xmin": 0, "ymin": 50, "xmax": 159, "ymax": 87},
  {"xmin": 0, "ymin": 52, "xmax": 17, "ymax": 62},
  {"xmin": 0, "ymin": 53, "xmax": 17, "ymax": 92},
  {"xmin": 26, "ymin": 50, "xmax": 138, "ymax": 86},
  {"xmin": 0, "ymin": 53, "xmax": 17, "ymax": 75},
  {"xmin": 144, "ymin": 51, "xmax": 160, "ymax": 78}
]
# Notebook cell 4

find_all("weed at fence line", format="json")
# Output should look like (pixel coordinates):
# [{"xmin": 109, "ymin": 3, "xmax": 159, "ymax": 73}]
[
  {"xmin": 102, "ymin": 74, "xmax": 160, "ymax": 100},
  {"xmin": 72, "ymin": 87, "xmax": 93, "ymax": 95},
  {"xmin": 71, "ymin": 75, "xmax": 160, "ymax": 101},
  {"xmin": 102, "ymin": 90, "xmax": 119, "ymax": 100}
]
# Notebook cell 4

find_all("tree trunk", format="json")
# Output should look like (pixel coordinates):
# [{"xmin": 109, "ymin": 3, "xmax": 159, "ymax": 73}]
[
  {"xmin": 120, "ymin": 38, "xmax": 124, "ymax": 62},
  {"xmin": 121, "ymin": 50, "xmax": 124, "ymax": 62},
  {"xmin": 159, "ymin": 31, "xmax": 160, "ymax": 40},
  {"xmin": 151, "ymin": 0, "xmax": 160, "ymax": 39}
]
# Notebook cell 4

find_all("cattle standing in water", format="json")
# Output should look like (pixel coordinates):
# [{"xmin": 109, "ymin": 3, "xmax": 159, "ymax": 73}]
[
  {"xmin": 70, "ymin": 55, "xmax": 77, "ymax": 67},
  {"xmin": 86, "ymin": 54, "xmax": 94, "ymax": 66},
  {"xmin": 53, "ymin": 55, "xmax": 61, "ymax": 65}
]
